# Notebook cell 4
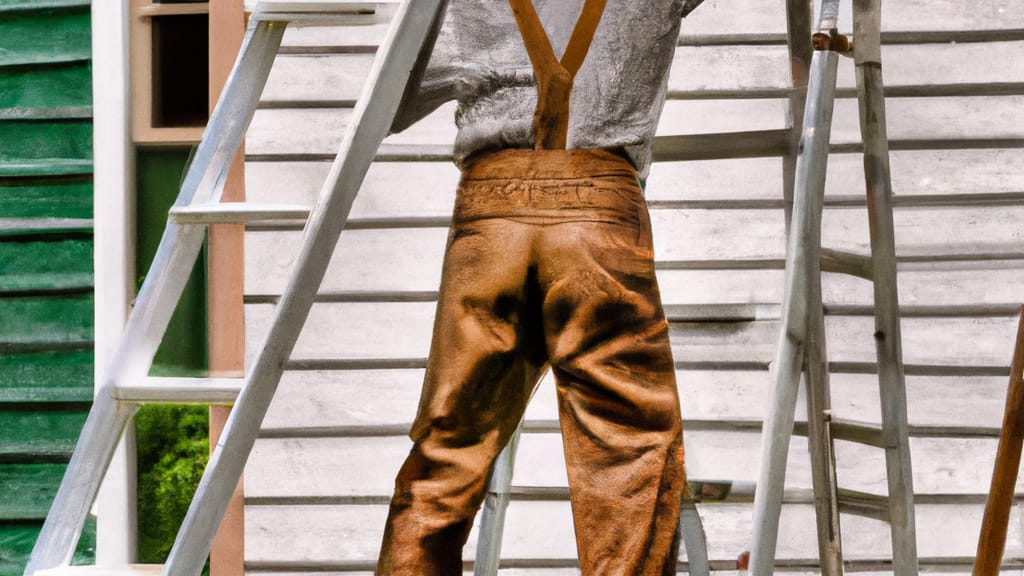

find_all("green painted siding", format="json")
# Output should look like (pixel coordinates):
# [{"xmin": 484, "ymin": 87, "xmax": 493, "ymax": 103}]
[
  {"xmin": 0, "ymin": 6, "xmax": 91, "ymax": 67},
  {"xmin": 0, "ymin": 180, "xmax": 92, "ymax": 220},
  {"xmin": 0, "ymin": 237, "xmax": 93, "ymax": 291},
  {"xmin": 0, "ymin": 0, "xmax": 95, "ymax": 573},
  {"xmin": 0, "ymin": 352, "xmax": 93, "ymax": 403},
  {"xmin": 0, "ymin": 62, "xmax": 93, "ymax": 112},
  {"xmin": 0, "ymin": 121, "xmax": 92, "ymax": 164},
  {"xmin": 135, "ymin": 148, "xmax": 208, "ymax": 374},
  {"xmin": 0, "ymin": 524, "xmax": 95, "ymax": 576}
]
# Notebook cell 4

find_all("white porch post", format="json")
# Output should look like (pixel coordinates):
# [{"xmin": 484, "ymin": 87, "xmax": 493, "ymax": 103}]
[{"xmin": 92, "ymin": 0, "xmax": 138, "ymax": 565}]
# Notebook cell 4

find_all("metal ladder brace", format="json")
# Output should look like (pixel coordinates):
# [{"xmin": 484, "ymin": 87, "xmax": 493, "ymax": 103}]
[{"xmin": 749, "ymin": 0, "xmax": 919, "ymax": 574}]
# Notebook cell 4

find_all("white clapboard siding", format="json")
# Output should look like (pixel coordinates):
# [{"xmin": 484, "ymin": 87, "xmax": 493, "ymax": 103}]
[
  {"xmin": 245, "ymin": 161, "xmax": 461, "ymax": 218},
  {"xmin": 242, "ymin": 0, "xmax": 1024, "ymax": 572},
  {"xmin": 243, "ymin": 211, "xmax": 1024, "ymax": 308},
  {"xmin": 681, "ymin": 0, "xmax": 1024, "ymax": 35},
  {"xmin": 246, "ymin": 432, "xmax": 1021, "ymax": 498},
  {"xmin": 249, "ymin": 392, "xmax": 1024, "ymax": 493},
  {"xmin": 258, "ymin": 369, "xmax": 1010, "ymax": 434},
  {"xmin": 262, "ymin": 54, "xmax": 375, "ymax": 103},
  {"xmin": 248, "ymin": 572, "xmax": 1024, "ymax": 576},
  {"xmin": 245, "ymin": 303, "xmax": 1020, "ymax": 368},
  {"xmin": 244, "ymin": 230, "xmax": 1024, "ymax": 305},
  {"xmin": 260, "ymin": 42, "xmax": 1024, "ymax": 102},
  {"xmin": 245, "ymin": 502, "xmax": 1024, "ymax": 564},
  {"xmin": 246, "ymin": 149, "xmax": 1024, "ymax": 208},
  {"xmin": 248, "ymin": 571, "xmax": 1024, "ymax": 576},
  {"xmin": 280, "ymin": 22, "xmax": 390, "ymax": 47},
  {"xmin": 245, "ymin": 96, "xmax": 1024, "ymax": 156},
  {"xmin": 671, "ymin": 41, "xmax": 1024, "ymax": 94}
]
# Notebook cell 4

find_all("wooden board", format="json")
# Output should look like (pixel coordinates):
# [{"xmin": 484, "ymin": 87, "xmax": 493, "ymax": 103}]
[
  {"xmin": 0, "ymin": 408, "xmax": 87, "ymax": 462},
  {"xmin": 266, "ymin": 0, "xmax": 1024, "ymax": 46},
  {"xmin": 0, "ymin": 351, "xmax": 93, "ymax": 403},
  {"xmin": 260, "ymin": 42, "xmax": 1024, "ymax": 104},
  {"xmin": 681, "ymin": 0, "xmax": 1024, "ymax": 35},
  {"xmin": 0, "ymin": 121, "xmax": 92, "ymax": 165},
  {"xmin": 0, "ymin": 523, "xmax": 96, "ymax": 576},
  {"xmin": 245, "ymin": 97, "xmax": 1024, "ymax": 156},
  {"xmin": 244, "ymin": 501, "xmax": 1024, "ymax": 564},
  {"xmin": 0, "ymin": 62, "xmax": 92, "ymax": 111},
  {"xmin": 245, "ymin": 148, "xmax": 1024, "ymax": 210},
  {"xmin": 246, "ymin": 431, "xmax": 1020, "ymax": 498},
  {"xmin": 258, "ymin": 369, "xmax": 1011, "ymax": 435},
  {"xmin": 0, "ymin": 463, "xmax": 66, "ymax": 520},
  {"xmin": 670, "ymin": 41, "xmax": 1024, "ymax": 94},
  {"xmin": 244, "ymin": 302, "xmax": 1020, "ymax": 367},
  {"xmin": 0, "ymin": 7, "xmax": 91, "ymax": 67},
  {"xmin": 261, "ymin": 54, "xmax": 374, "ymax": 103},
  {"xmin": 0, "ymin": 179, "xmax": 93, "ymax": 220},
  {"xmin": 243, "ymin": 203, "xmax": 1024, "ymax": 293},
  {"xmin": 0, "ymin": 294, "xmax": 93, "ymax": 347}
]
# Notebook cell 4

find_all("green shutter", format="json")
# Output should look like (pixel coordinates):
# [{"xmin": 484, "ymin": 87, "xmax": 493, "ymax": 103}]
[
  {"xmin": 0, "ymin": 6, "xmax": 91, "ymax": 67},
  {"xmin": 0, "ymin": 0, "xmax": 95, "ymax": 571}
]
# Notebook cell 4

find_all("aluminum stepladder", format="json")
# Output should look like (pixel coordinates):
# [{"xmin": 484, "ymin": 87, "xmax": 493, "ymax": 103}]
[
  {"xmin": 25, "ymin": 2, "xmax": 447, "ymax": 575},
  {"xmin": 749, "ymin": 0, "xmax": 919, "ymax": 575},
  {"xmin": 26, "ymin": 1, "xmax": 710, "ymax": 575}
]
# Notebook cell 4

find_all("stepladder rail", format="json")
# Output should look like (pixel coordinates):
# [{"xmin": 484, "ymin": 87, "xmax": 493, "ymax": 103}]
[{"xmin": 24, "ymin": 18, "xmax": 287, "ymax": 576}]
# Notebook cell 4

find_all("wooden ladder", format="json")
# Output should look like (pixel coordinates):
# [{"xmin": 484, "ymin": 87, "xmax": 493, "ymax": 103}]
[{"xmin": 748, "ymin": 0, "xmax": 919, "ymax": 574}]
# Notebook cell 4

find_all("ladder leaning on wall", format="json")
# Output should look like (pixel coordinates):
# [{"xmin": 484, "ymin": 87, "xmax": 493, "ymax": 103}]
[
  {"xmin": 25, "ymin": 2, "xmax": 449, "ymax": 576},
  {"xmin": 749, "ymin": 0, "xmax": 920, "ymax": 574}
]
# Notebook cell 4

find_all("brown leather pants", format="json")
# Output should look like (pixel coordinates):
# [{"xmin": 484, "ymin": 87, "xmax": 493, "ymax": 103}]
[{"xmin": 376, "ymin": 149, "xmax": 685, "ymax": 576}]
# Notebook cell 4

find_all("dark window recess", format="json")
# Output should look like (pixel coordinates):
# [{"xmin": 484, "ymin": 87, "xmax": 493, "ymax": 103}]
[{"xmin": 151, "ymin": 15, "xmax": 209, "ymax": 128}]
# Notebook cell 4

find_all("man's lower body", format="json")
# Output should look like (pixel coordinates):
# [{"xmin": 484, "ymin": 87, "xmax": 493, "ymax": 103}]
[{"xmin": 376, "ymin": 148, "xmax": 686, "ymax": 576}]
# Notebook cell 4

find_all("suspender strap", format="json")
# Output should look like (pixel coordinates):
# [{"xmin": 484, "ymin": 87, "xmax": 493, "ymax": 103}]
[{"xmin": 507, "ymin": 0, "xmax": 608, "ymax": 149}]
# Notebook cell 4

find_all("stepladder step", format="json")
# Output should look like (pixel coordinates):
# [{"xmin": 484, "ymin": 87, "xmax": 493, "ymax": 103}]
[
  {"xmin": 35, "ymin": 564, "xmax": 163, "ymax": 576},
  {"xmin": 251, "ymin": 0, "xmax": 399, "ymax": 25},
  {"xmin": 169, "ymin": 203, "xmax": 310, "ymax": 225},
  {"xmin": 111, "ymin": 377, "xmax": 243, "ymax": 405}
]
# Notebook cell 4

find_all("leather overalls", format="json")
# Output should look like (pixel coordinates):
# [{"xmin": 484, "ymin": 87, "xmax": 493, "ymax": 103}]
[{"xmin": 376, "ymin": 2, "xmax": 686, "ymax": 574}]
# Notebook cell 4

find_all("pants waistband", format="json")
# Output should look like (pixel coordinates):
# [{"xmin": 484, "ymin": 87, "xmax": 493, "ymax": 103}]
[
  {"xmin": 455, "ymin": 149, "xmax": 643, "ymax": 221},
  {"xmin": 461, "ymin": 148, "xmax": 637, "ymax": 181}
]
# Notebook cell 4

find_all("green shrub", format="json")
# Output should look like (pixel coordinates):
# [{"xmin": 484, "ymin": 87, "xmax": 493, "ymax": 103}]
[{"xmin": 135, "ymin": 405, "xmax": 209, "ymax": 563}]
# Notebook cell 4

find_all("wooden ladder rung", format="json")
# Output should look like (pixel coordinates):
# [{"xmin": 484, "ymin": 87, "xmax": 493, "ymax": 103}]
[
  {"xmin": 828, "ymin": 417, "xmax": 885, "ymax": 448},
  {"xmin": 821, "ymin": 248, "xmax": 874, "ymax": 280},
  {"xmin": 792, "ymin": 417, "xmax": 884, "ymax": 447},
  {"xmin": 652, "ymin": 129, "xmax": 792, "ymax": 162},
  {"xmin": 837, "ymin": 489, "xmax": 891, "ymax": 522}
]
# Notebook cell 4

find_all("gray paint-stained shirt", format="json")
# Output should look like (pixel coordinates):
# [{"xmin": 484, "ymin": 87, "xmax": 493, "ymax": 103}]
[{"xmin": 392, "ymin": 0, "xmax": 703, "ymax": 178}]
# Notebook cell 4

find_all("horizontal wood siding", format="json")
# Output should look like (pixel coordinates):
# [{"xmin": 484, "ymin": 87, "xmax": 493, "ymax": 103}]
[
  {"xmin": 0, "ymin": 1, "xmax": 95, "ymax": 573},
  {"xmin": 242, "ymin": 0, "xmax": 1024, "ymax": 572}
]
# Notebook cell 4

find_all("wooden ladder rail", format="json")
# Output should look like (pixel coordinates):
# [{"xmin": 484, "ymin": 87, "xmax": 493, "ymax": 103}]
[
  {"xmin": 749, "ymin": 0, "xmax": 920, "ymax": 574},
  {"xmin": 973, "ymin": 308, "xmax": 1024, "ymax": 575}
]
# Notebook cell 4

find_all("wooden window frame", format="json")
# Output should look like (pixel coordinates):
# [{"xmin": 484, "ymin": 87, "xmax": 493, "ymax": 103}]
[{"xmin": 130, "ymin": 0, "xmax": 210, "ymax": 144}]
